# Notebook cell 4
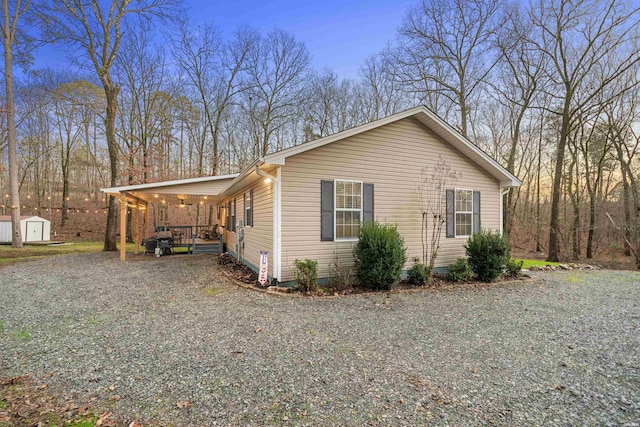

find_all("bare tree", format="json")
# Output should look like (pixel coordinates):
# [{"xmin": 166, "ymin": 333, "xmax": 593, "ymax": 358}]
[
  {"xmin": 174, "ymin": 22, "xmax": 255, "ymax": 175},
  {"xmin": 304, "ymin": 69, "xmax": 359, "ymax": 138},
  {"xmin": 418, "ymin": 155, "xmax": 461, "ymax": 279},
  {"xmin": 395, "ymin": 0, "xmax": 503, "ymax": 137},
  {"xmin": 246, "ymin": 28, "xmax": 310, "ymax": 156},
  {"xmin": 494, "ymin": 3, "xmax": 545, "ymax": 237},
  {"xmin": 2, "ymin": 0, "xmax": 31, "ymax": 247},
  {"xmin": 528, "ymin": 0, "xmax": 640, "ymax": 261},
  {"xmin": 35, "ymin": 0, "xmax": 179, "ymax": 251},
  {"xmin": 357, "ymin": 51, "xmax": 406, "ymax": 121}
]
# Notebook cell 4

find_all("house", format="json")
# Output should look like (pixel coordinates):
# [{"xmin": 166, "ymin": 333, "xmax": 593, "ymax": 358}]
[
  {"xmin": 0, "ymin": 215, "xmax": 51, "ymax": 243},
  {"xmin": 103, "ymin": 106, "xmax": 521, "ymax": 285}
]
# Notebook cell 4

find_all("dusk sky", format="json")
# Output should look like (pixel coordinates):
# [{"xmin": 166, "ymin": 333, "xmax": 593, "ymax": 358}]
[
  {"xmin": 32, "ymin": 0, "xmax": 416, "ymax": 80},
  {"xmin": 187, "ymin": 0, "xmax": 415, "ymax": 78}
]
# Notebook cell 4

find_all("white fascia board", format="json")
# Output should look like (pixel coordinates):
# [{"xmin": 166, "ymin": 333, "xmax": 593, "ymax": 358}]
[
  {"xmin": 219, "ymin": 159, "xmax": 263, "ymax": 197},
  {"xmin": 101, "ymin": 173, "xmax": 239, "ymax": 194},
  {"xmin": 419, "ymin": 109, "xmax": 522, "ymax": 187},
  {"xmin": 263, "ymin": 105, "xmax": 521, "ymax": 187}
]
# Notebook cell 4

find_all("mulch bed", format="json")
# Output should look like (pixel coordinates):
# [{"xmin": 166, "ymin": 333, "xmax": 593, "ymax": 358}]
[{"xmin": 216, "ymin": 253, "xmax": 530, "ymax": 297}]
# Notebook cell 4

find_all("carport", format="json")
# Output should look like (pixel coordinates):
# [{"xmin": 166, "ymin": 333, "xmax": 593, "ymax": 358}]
[{"xmin": 101, "ymin": 174, "xmax": 238, "ymax": 260}]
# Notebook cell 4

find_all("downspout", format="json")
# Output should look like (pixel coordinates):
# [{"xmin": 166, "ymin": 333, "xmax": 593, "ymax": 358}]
[
  {"xmin": 500, "ymin": 187, "xmax": 510, "ymax": 235},
  {"xmin": 254, "ymin": 164, "xmax": 280, "ymax": 283}
]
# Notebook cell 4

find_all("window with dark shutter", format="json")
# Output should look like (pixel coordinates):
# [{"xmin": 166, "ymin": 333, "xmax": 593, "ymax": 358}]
[
  {"xmin": 446, "ymin": 189, "xmax": 455, "ymax": 238},
  {"xmin": 232, "ymin": 198, "xmax": 236, "ymax": 232},
  {"xmin": 321, "ymin": 180, "xmax": 334, "ymax": 241},
  {"xmin": 447, "ymin": 189, "xmax": 481, "ymax": 237},
  {"xmin": 363, "ymin": 183, "xmax": 374, "ymax": 223},
  {"xmin": 473, "ymin": 191, "xmax": 481, "ymax": 232}
]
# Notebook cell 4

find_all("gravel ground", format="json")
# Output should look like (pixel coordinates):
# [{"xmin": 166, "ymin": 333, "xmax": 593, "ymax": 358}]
[{"xmin": 1, "ymin": 252, "xmax": 639, "ymax": 426}]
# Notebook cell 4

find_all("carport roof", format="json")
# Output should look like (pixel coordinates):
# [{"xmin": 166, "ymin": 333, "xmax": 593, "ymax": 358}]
[{"xmin": 101, "ymin": 174, "xmax": 239, "ymax": 205}]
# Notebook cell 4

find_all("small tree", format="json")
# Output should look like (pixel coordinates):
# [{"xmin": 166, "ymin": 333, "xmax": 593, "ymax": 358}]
[{"xmin": 417, "ymin": 155, "xmax": 461, "ymax": 279}]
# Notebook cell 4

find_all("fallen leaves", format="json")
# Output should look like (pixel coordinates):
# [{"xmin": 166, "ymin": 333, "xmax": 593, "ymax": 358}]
[
  {"xmin": 96, "ymin": 412, "xmax": 115, "ymax": 426},
  {"xmin": 176, "ymin": 400, "xmax": 192, "ymax": 409},
  {"xmin": 0, "ymin": 375, "xmax": 126, "ymax": 427}
]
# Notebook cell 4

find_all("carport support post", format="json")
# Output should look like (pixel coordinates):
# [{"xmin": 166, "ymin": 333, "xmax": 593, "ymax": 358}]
[
  {"xmin": 143, "ymin": 203, "xmax": 149, "ymax": 240},
  {"xmin": 120, "ymin": 194, "xmax": 127, "ymax": 261},
  {"xmin": 134, "ymin": 200, "xmax": 140, "ymax": 255}
]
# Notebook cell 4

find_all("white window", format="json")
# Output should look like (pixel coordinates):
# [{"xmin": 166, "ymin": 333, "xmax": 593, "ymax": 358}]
[
  {"xmin": 335, "ymin": 180, "xmax": 362, "ymax": 240},
  {"xmin": 455, "ymin": 189, "xmax": 473, "ymax": 237},
  {"xmin": 244, "ymin": 190, "xmax": 253, "ymax": 227}
]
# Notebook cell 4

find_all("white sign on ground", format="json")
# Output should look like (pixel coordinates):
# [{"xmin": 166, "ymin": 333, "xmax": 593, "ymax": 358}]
[{"xmin": 258, "ymin": 251, "xmax": 268, "ymax": 285}]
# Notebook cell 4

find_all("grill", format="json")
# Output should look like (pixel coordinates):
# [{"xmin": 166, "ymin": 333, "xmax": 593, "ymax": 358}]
[{"xmin": 143, "ymin": 231, "xmax": 174, "ymax": 256}]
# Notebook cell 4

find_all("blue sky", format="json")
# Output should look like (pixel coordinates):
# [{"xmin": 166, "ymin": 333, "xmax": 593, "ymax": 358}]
[
  {"xmin": 188, "ymin": 0, "xmax": 414, "ymax": 78},
  {"xmin": 30, "ymin": 0, "xmax": 415, "ymax": 80}
]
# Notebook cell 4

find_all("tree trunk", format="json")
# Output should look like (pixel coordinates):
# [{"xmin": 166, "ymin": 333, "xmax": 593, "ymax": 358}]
[
  {"xmin": 586, "ymin": 190, "xmax": 596, "ymax": 259},
  {"xmin": 61, "ymin": 167, "xmax": 69, "ymax": 227},
  {"xmin": 3, "ymin": 0, "xmax": 22, "ymax": 248},
  {"xmin": 548, "ymin": 99, "xmax": 572, "ymax": 262},
  {"xmin": 102, "ymin": 82, "xmax": 119, "ymax": 251},
  {"xmin": 617, "ymin": 146, "xmax": 632, "ymax": 256}
]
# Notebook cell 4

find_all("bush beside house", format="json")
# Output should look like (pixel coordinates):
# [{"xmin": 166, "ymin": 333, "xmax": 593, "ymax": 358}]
[{"xmin": 354, "ymin": 222, "xmax": 407, "ymax": 290}]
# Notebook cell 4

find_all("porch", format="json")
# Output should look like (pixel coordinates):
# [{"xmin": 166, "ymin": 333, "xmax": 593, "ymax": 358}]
[
  {"xmin": 143, "ymin": 225, "xmax": 224, "ymax": 256},
  {"xmin": 101, "ymin": 174, "xmax": 238, "ymax": 260}
]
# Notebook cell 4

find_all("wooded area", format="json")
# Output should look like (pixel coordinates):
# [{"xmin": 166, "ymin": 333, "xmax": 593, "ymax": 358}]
[{"xmin": 1, "ymin": 0, "xmax": 639, "ymax": 264}]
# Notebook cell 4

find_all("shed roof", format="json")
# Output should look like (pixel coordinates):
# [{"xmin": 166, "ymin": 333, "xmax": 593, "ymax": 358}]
[
  {"xmin": 0, "ymin": 215, "xmax": 47, "ymax": 222},
  {"xmin": 101, "ymin": 174, "xmax": 239, "ymax": 204}
]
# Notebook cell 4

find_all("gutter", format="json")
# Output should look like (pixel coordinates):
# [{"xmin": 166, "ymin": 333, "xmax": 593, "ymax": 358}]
[
  {"xmin": 500, "ymin": 187, "xmax": 510, "ymax": 235},
  {"xmin": 254, "ymin": 164, "xmax": 281, "ymax": 284}
]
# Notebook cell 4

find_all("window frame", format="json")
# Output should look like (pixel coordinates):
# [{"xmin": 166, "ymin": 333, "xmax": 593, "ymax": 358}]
[
  {"xmin": 229, "ymin": 198, "xmax": 236, "ymax": 233},
  {"xmin": 334, "ymin": 179, "xmax": 363, "ymax": 242},
  {"xmin": 454, "ymin": 188, "xmax": 473, "ymax": 238},
  {"xmin": 244, "ymin": 190, "xmax": 253, "ymax": 228}
]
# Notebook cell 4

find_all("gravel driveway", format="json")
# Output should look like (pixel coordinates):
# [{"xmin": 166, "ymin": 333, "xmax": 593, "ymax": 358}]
[{"xmin": 1, "ymin": 252, "xmax": 639, "ymax": 426}]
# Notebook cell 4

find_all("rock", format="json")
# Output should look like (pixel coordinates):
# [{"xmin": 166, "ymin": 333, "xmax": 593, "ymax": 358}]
[{"xmin": 559, "ymin": 264, "xmax": 571, "ymax": 270}]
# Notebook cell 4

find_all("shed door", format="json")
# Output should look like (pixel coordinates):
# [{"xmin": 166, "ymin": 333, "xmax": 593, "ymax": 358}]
[{"xmin": 26, "ymin": 221, "xmax": 43, "ymax": 242}]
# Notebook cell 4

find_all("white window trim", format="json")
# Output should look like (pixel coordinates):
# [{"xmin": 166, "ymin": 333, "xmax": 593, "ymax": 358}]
[
  {"xmin": 230, "ymin": 198, "xmax": 236, "ymax": 233},
  {"xmin": 244, "ymin": 190, "xmax": 252, "ymax": 228},
  {"xmin": 454, "ymin": 188, "xmax": 473, "ymax": 238},
  {"xmin": 334, "ymin": 179, "xmax": 363, "ymax": 242}
]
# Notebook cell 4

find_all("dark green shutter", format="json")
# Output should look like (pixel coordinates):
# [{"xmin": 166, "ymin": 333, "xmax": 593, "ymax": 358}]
[
  {"xmin": 249, "ymin": 189, "xmax": 254, "ymax": 226},
  {"xmin": 473, "ymin": 191, "xmax": 481, "ymax": 233},
  {"xmin": 226, "ymin": 201, "xmax": 231, "ymax": 230},
  {"xmin": 321, "ymin": 180, "xmax": 334, "ymax": 241},
  {"xmin": 363, "ymin": 183, "xmax": 374, "ymax": 223},
  {"xmin": 446, "ymin": 189, "xmax": 455, "ymax": 238},
  {"xmin": 233, "ymin": 198, "xmax": 236, "ymax": 231}
]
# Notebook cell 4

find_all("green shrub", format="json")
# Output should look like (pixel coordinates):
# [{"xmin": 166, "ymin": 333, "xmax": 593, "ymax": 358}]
[
  {"xmin": 447, "ymin": 258, "xmax": 473, "ymax": 282},
  {"xmin": 407, "ymin": 257, "xmax": 431, "ymax": 286},
  {"xmin": 465, "ymin": 230, "xmax": 510, "ymax": 282},
  {"xmin": 504, "ymin": 258, "xmax": 523, "ymax": 278},
  {"xmin": 353, "ymin": 221, "xmax": 407, "ymax": 290},
  {"xmin": 294, "ymin": 259, "xmax": 318, "ymax": 292}
]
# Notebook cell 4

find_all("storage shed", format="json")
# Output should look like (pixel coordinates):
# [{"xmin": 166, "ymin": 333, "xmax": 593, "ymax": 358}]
[{"xmin": 0, "ymin": 215, "xmax": 51, "ymax": 243}]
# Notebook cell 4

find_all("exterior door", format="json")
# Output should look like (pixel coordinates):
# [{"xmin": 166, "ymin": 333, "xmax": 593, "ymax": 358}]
[{"xmin": 26, "ymin": 221, "xmax": 43, "ymax": 242}]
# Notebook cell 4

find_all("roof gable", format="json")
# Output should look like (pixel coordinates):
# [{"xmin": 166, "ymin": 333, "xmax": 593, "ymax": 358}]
[{"xmin": 263, "ymin": 106, "xmax": 521, "ymax": 187}]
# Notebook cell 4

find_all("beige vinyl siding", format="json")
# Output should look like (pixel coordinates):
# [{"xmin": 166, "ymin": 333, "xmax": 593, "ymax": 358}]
[
  {"xmin": 280, "ymin": 117, "xmax": 501, "ymax": 282},
  {"xmin": 221, "ymin": 177, "xmax": 274, "ymax": 277}
]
